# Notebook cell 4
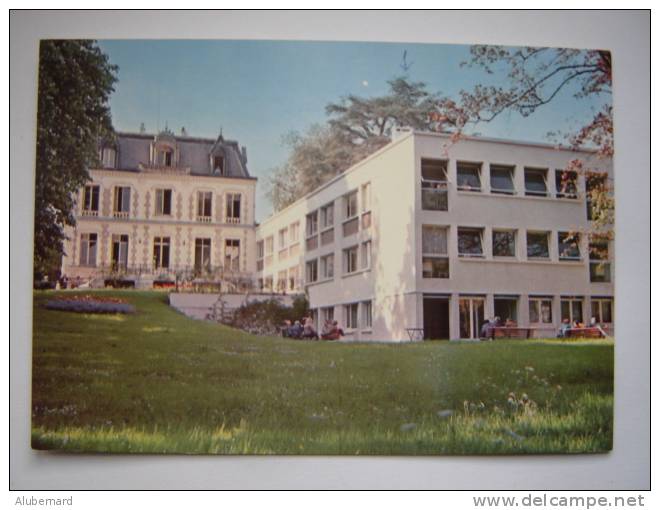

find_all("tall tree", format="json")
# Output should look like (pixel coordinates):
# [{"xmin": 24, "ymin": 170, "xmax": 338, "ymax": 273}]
[
  {"xmin": 34, "ymin": 40, "xmax": 118, "ymax": 280},
  {"xmin": 269, "ymin": 77, "xmax": 443, "ymax": 211}
]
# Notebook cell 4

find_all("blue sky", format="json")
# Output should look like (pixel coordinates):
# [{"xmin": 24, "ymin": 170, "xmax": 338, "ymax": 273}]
[{"xmin": 98, "ymin": 40, "xmax": 608, "ymax": 221}]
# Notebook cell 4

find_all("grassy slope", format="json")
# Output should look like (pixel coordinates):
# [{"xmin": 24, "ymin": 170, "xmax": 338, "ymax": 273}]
[{"xmin": 31, "ymin": 291, "xmax": 614, "ymax": 454}]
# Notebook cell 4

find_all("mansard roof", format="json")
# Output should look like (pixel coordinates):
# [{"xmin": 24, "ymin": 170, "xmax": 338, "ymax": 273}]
[{"xmin": 104, "ymin": 131, "xmax": 252, "ymax": 179}]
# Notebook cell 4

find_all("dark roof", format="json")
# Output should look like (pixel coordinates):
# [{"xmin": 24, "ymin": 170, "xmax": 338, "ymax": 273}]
[{"xmin": 106, "ymin": 131, "xmax": 251, "ymax": 178}]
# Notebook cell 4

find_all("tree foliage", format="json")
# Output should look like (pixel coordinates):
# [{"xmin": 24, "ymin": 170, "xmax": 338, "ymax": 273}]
[
  {"xmin": 442, "ymin": 46, "xmax": 614, "ymax": 238},
  {"xmin": 34, "ymin": 40, "xmax": 118, "ymax": 279},
  {"xmin": 268, "ymin": 78, "xmax": 442, "ymax": 211}
]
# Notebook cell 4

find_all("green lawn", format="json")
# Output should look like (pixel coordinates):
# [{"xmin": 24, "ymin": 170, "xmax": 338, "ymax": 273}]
[{"xmin": 31, "ymin": 290, "xmax": 614, "ymax": 454}]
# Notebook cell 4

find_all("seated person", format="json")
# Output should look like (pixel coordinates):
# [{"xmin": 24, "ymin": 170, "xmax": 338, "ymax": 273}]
[
  {"xmin": 321, "ymin": 320, "xmax": 344, "ymax": 340},
  {"xmin": 281, "ymin": 320, "xmax": 292, "ymax": 337},
  {"xmin": 504, "ymin": 318, "xmax": 517, "ymax": 328},
  {"xmin": 302, "ymin": 317, "xmax": 319, "ymax": 340},
  {"xmin": 288, "ymin": 320, "xmax": 303, "ymax": 339},
  {"xmin": 480, "ymin": 317, "xmax": 496, "ymax": 339},
  {"xmin": 558, "ymin": 318, "xmax": 571, "ymax": 338}
]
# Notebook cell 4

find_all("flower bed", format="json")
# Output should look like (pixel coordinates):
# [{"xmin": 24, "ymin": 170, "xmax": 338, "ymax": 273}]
[{"xmin": 44, "ymin": 295, "xmax": 135, "ymax": 314}]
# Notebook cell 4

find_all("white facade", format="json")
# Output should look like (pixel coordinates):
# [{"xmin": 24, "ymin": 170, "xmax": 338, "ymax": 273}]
[{"xmin": 256, "ymin": 130, "xmax": 614, "ymax": 341}]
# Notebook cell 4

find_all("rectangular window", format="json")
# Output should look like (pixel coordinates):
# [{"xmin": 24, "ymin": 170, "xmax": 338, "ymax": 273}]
[
  {"xmin": 196, "ymin": 191, "xmax": 213, "ymax": 221},
  {"xmin": 290, "ymin": 222, "xmax": 300, "ymax": 243},
  {"xmin": 456, "ymin": 162, "xmax": 482, "ymax": 192},
  {"xmin": 344, "ymin": 303, "xmax": 359, "ymax": 330},
  {"xmin": 100, "ymin": 147, "xmax": 116, "ymax": 168},
  {"xmin": 320, "ymin": 253, "xmax": 334, "ymax": 279},
  {"xmin": 321, "ymin": 203, "xmax": 334, "ymax": 229},
  {"xmin": 527, "ymin": 231, "xmax": 550, "ymax": 259},
  {"xmin": 344, "ymin": 191, "xmax": 358, "ymax": 219},
  {"xmin": 343, "ymin": 246, "xmax": 359, "ymax": 274},
  {"xmin": 322, "ymin": 306, "xmax": 334, "ymax": 322},
  {"xmin": 591, "ymin": 298, "xmax": 613, "ymax": 323},
  {"xmin": 213, "ymin": 155, "xmax": 224, "ymax": 174},
  {"xmin": 155, "ymin": 189, "xmax": 172, "ymax": 216},
  {"xmin": 558, "ymin": 232, "xmax": 581, "ymax": 260},
  {"xmin": 257, "ymin": 240, "xmax": 264, "ymax": 259},
  {"xmin": 524, "ymin": 167, "xmax": 548, "ymax": 197},
  {"xmin": 457, "ymin": 227, "xmax": 484, "ymax": 257},
  {"xmin": 225, "ymin": 239, "xmax": 240, "ymax": 272},
  {"xmin": 529, "ymin": 298, "xmax": 553, "ymax": 324},
  {"xmin": 226, "ymin": 193, "xmax": 241, "ymax": 223},
  {"xmin": 589, "ymin": 236, "xmax": 611, "ymax": 282},
  {"xmin": 490, "ymin": 165, "xmax": 515, "ymax": 195},
  {"xmin": 265, "ymin": 236, "xmax": 274, "ymax": 255},
  {"xmin": 361, "ymin": 301, "xmax": 373, "ymax": 330},
  {"xmin": 360, "ymin": 241, "xmax": 372, "ymax": 270},
  {"xmin": 493, "ymin": 229, "xmax": 516, "ymax": 257},
  {"xmin": 422, "ymin": 225, "xmax": 449, "ymax": 278},
  {"xmin": 422, "ymin": 257, "xmax": 449, "ymax": 278},
  {"xmin": 555, "ymin": 169, "xmax": 578, "ymax": 198},
  {"xmin": 306, "ymin": 259, "xmax": 318, "ymax": 283},
  {"xmin": 278, "ymin": 227, "xmax": 288, "ymax": 249},
  {"xmin": 306, "ymin": 211, "xmax": 319, "ymax": 237},
  {"xmin": 153, "ymin": 236, "xmax": 170, "ymax": 269},
  {"xmin": 277, "ymin": 270, "xmax": 287, "ymax": 292},
  {"xmin": 421, "ymin": 158, "xmax": 449, "ymax": 211},
  {"xmin": 82, "ymin": 185, "xmax": 100, "ymax": 215},
  {"xmin": 111, "ymin": 234, "xmax": 129, "ymax": 270},
  {"xmin": 494, "ymin": 297, "xmax": 518, "ymax": 322},
  {"xmin": 586, "ymin": 172, "xmax": 607, "ymax": 220},
  {"xmin": 113, "ymin": 186, "xmax": 131, "ymax": 218},
  {"xmin": 288, "ymin": 266, "xmax": 299, "ymax": 291},
  {"xmin": 79, "ymin": 233, "xmax": 98, "ymax": 266},
  {"xmin": 561, "ymin": 298, "xmax": 583, "ymax": 324},
  {"xmin": 194, "ymin": 238, "xmax": 212, "ymax": 273},
  {"xmin": 264, "ymin": 276, "xmax": 273, "ymax": 291}
]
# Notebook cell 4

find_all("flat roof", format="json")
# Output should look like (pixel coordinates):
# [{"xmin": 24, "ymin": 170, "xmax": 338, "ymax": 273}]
[{"xmin": 258, "ymin": 130, "xmax": 606, "ymax": 228}]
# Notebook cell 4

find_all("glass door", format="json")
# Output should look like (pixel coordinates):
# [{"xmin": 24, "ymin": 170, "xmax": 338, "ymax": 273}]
[{"xmin": 459, "ymin": 297, "xmax": 485, "ymax": 339}]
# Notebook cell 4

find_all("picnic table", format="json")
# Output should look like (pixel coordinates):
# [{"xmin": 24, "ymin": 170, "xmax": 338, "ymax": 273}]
[{"xmin": 565, "ymin": 327, "xmax": 605, "ymax": 338}]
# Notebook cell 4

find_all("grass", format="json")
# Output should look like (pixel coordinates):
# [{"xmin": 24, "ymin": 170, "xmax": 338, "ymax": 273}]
[{"xmin": 31, "ymin": 290, "xmax": 614, "ymax": 454}]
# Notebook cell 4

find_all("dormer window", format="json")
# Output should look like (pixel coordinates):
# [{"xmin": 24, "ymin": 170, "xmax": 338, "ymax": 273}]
[
  {"xmin": 160, "ymin": 149, "xmax": 173, "ymax": 167},
  {"xmin": 100, "ymin": 147, "xmax": 117, "ymax": 168},
  {"xmin": 213, "ymin": 155, "xmax": 225, "ymax": 175}
]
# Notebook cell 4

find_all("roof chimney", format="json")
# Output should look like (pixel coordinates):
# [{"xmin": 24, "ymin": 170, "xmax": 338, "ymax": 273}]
[
  {"xmin": 181, "ymin": 126, "xmax": 188, "ymax": 137},
  {"xmin": 241, "ymin": 146, "xmax": 248, "ymax": 165}
]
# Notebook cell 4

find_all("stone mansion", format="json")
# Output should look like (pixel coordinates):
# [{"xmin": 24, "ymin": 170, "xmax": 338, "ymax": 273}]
[{"xmin": 61, "ymin": 128, "xmax": 614, "ymax": 341}]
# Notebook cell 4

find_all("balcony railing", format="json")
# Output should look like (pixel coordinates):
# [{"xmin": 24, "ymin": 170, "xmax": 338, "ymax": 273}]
[
  {"xmin": 421, "ymin": 179, "xmax": 448, "ymax": 211},
  {"xmin": 196, "ymin": 215, "xmax": 212, "ymax": 223},
  {"xmin": 81, "ymin": 209, "xmax": 99, "ymax": 217},
  {"xmin": 226, "ymin": 216, "xmax": 241, "ymax": 224},
  {"xmin": 113, "ymin": 211, "xmax": 130, "ymax": 219}
]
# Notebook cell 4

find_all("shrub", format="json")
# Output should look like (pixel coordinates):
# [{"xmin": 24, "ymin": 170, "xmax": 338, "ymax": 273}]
[
  {"xmin": 229, "ymin": 296, "xmax": 310, "ymax": 336},
  {"xmin": 45, "ymin": 299, "xmax": 136, "ymax": 314}
]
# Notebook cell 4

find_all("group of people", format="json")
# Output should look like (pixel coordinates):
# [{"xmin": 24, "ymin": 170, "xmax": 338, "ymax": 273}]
[
  {"xmin": 557, "ymin": 317, "xmax": 600, "ymax": 337},
  {"xmin": 282, "ymin": 317, "xmax": 345, "ymax": 341},
  {"xmin": 480, "ymin": 316, "xmax": 517, "ymax": 339}
]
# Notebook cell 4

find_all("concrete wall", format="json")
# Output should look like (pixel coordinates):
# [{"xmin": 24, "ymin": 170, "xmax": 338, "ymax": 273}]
[{"xmin": 256, "ymin": 131, "xmax": 614, "ymax": 341}]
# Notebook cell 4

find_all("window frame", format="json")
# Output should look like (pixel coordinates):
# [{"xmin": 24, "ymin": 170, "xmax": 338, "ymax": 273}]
[
  {"xmin": 490, "ymin": 164, "xmax": 516, "ymax": 195},
  {"xmin": 524, "ymin": 167, "xmax": 549, "ymax": 197},
  {"xmin": 153, "ymin": 236, "xmax": 171, "ymax": 270},
  {"xmin": 82, "ymin": 184, "xmax": 100, "ymax": 216},
  {"xmin": 456, "ymin": 161, "xmax": 482, "ymax": 192},
  {"xmin": 558, "ymin": 231, "xmax": 581, "ymax": 261},
  {"xmin": 154, "ymin": 188, "xmax": 173, "ymax": 216},
  {"xmin": 457, "ymin": 227, "xmax": 485, "ymax": 258},
  {"xmin": 492, "ymin": 229, "xmax": 517, "ymax": 258},
  {"xmin": 343, "ymin": 245, "xmax": 359, "ymax": 275},
  {"xmin": 79, "ymin": 232, "xmax": 98, "ymax": 266},
  {"xmin": 529, "ymin": 297, "xmax": 554, "ymax": 324},
  {"xmin": 526, "ymin": 230, "xmax": 551, "ymax": 259}
]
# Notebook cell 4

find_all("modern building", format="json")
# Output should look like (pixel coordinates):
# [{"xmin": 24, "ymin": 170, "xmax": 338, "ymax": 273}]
[
  {"xmin": 61, "ymin": 128, "xmax": 258, "ymax": 288},
  {"xmin": 255, "ymin": 129, "xmax": 614, "ymax": 341}
]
